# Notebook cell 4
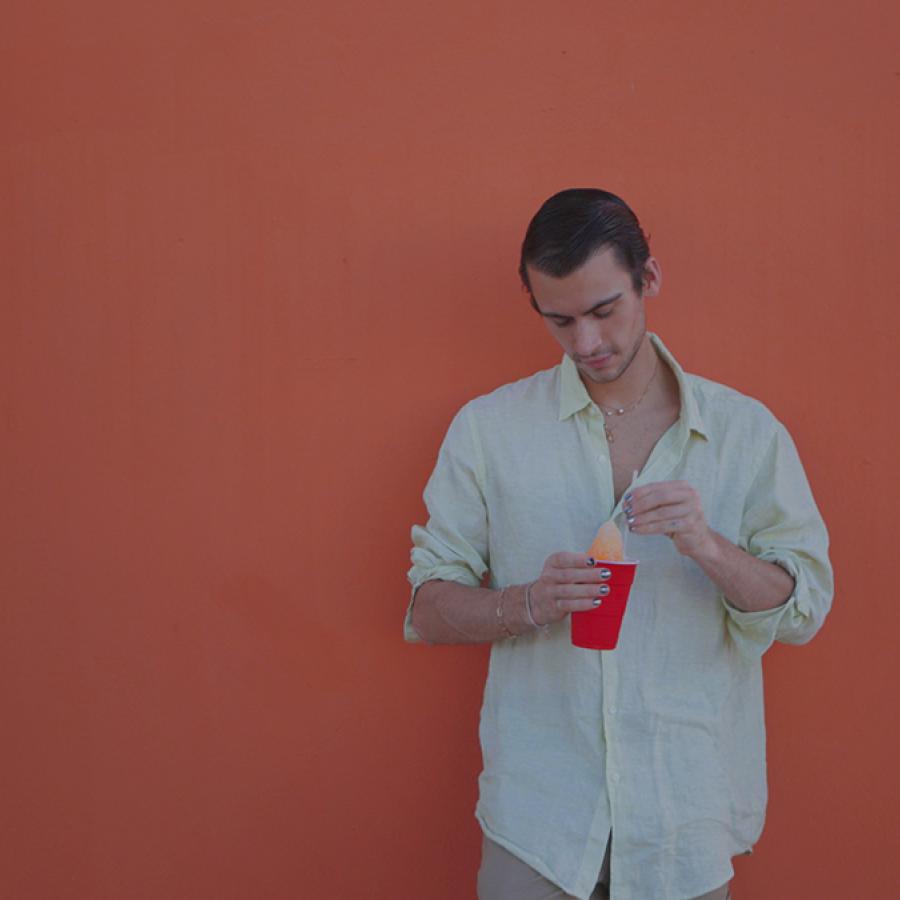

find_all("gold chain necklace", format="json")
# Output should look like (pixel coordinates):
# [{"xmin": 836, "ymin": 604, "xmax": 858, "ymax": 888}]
[{"xmin": 598, "ymin": 354, "xmax": 659, "ymax": 444}]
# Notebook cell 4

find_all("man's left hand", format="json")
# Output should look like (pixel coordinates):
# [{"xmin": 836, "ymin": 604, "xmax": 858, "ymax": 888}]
[{"xmin": 623, "ymin": 480, "xmax": 714, "ymax": 560}]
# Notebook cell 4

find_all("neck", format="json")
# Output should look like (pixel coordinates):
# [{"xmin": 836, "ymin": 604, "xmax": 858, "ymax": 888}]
[{"xmin": 582, "ymin": 335, "xmax": 660, "ymax": 409}]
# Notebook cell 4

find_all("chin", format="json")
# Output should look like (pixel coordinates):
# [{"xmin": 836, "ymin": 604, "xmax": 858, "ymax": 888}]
[
  {"xmin": 579, "ymin": 364, "xmax": 624, "ymax": 385},
  {"xmin": 585, "ymin": 372, "xmax": 621, "ymax": 384}
]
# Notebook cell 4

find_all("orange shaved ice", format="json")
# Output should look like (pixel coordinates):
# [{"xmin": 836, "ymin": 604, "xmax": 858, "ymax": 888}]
[{"xmin": 588, "ymin": 520, "xmax": 624, "ymax": 561}]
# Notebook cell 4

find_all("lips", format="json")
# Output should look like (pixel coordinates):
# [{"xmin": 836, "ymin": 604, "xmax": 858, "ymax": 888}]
[{"xmin": 582, "ymin": 354, "xmax": 613, "ymax": 369}]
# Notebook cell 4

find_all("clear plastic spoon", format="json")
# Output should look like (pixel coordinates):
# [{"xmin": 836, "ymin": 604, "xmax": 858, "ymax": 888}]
[{"xmin": 623, "ymin": 468, "xmax": 638, "ymax": 560}]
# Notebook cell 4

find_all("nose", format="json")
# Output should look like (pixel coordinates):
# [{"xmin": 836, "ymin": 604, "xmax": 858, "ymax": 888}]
[{"xmin": 573, "ymin": 320, "xmax": 603, "ymax": 358}]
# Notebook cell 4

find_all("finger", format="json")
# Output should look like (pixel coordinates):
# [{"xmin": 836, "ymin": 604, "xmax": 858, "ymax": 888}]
[
  {"xmin": 628, "ymin": 500, "xmax": 694, "ymax": 530},
  {"xmin": 539, "ymin": 585, "xmax": 610, "ymax": 614},
  {"xmin": 546, "ymin": 551, "xmax": 594, "ymax": 571},
  {"xmin": 550, "ymin": 565, "xmax": 615, "ymax": 585},
  {"xmin": 626, "ymin": 481, "xmax": 693, "ymax": 514},
  {"xmin": 532, "ymin": 584, "xmax": 605, "ymax": 622},
  {"xmin": 551, "ymin": 582, "xmax": 616, "ymax": 600},
  {"xmin": 535, "ymin": 580, "xmax": 611, "ymax": 605},
  {"xmin": 631, "ymin": 511, "xmax": 695, "ymax": 537},
  {"xmin": 556, "ymin": 595, "xmax": 608, "ymax": 614}
]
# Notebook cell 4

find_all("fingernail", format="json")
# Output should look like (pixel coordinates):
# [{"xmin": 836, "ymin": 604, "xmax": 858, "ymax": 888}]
[
  {"xmin": 587, "ymin": 557, "xmax": 595, "ymax": 566},
  {"xmin": 624, "ymin": 492, "xmax": 632, "ymax": 502},
  {"xmin": 593, "ymin": 598, "xmax": 602, "ymax": 607},
  {"xmin": 627, "ymin": 516, "xmax": 635, "ymax": 525}
]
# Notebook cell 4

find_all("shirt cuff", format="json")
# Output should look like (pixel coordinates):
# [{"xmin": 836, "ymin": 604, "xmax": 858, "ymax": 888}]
[
  {"xmin": 720, "ymin": 554, "xmax": 799, "ymax": 658},
  {"xmin": 403, "ymin": 565, "xmax": 482, "ymax": 644},
  {"xmin": 403, "ymin": 582, "xmax": 427, "ymax": 643},
  {"xmin": 722, "ymin": 594, "xmax": 796, "ymax": 658}
]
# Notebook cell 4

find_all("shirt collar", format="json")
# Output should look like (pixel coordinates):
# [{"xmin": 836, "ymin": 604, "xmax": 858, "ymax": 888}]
[{"xmin": 557, "ymin": 332, "xmax": 710, "ymax": 440}]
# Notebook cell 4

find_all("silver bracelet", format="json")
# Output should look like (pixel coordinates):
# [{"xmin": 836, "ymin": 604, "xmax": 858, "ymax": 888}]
[{"xmin": 524, "ymin": 581, "xmax": 550, "ymax": 637}]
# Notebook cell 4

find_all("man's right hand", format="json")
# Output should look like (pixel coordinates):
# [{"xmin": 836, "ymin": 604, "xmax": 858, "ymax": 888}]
[
  {"xmin": 530, "ymin": 552, "xmax": 612, "ymax": 626},
  {"xmin": 411, "ymin": 552, "xmax": 611, "ymax": 645}
]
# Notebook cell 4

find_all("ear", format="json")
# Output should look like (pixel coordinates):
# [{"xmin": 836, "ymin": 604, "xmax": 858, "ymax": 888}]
[{"xmin": 641, "ymin": 257, "xmax": 662, "ymax": 298}]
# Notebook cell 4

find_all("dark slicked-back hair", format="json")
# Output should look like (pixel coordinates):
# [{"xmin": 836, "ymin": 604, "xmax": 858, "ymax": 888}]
[{"xmin": 519, "ymin": 188, "xmax": 651, "ymax": 300}]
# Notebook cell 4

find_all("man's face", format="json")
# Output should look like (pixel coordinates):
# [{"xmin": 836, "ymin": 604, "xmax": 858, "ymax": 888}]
[{"xmin": 527, "ymin": 246, "xmax": 661, "ymax": 386}]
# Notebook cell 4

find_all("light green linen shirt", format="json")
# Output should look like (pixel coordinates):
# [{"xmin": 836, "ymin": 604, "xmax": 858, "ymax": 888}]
[{"xmin": 405, "ymin": 333, "xmax": 832, "ymax": 900}]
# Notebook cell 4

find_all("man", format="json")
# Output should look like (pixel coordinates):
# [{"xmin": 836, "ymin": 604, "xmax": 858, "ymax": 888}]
[{"xmin": 404, "ymin": 189, "xmax": 832, "ymax": 900}]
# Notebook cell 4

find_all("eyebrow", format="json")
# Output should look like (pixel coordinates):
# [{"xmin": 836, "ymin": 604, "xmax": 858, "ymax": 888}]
[{"xmin": 537, "ymin": 292, "xmax": 622, "ymax": 319}]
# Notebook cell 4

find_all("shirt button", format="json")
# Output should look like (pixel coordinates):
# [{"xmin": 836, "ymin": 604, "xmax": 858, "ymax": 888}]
[
  {"xmin": 610, "ymin": 772, "xmax": 620, "ymax": 783},
  {"xmin": 608, "ymin": 706, "xmax": 617, "ymax": 715}
]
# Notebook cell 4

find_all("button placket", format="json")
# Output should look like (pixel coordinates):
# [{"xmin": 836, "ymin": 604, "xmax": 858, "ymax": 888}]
[{"xmin": 601, "ymin": 652, "xmax": 620, "ymax": 775}]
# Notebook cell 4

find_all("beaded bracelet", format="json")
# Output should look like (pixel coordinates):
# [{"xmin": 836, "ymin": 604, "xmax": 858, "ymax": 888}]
[{"xmin": 524, "ymin": 580, "xmax": 551, "ymax": 638}]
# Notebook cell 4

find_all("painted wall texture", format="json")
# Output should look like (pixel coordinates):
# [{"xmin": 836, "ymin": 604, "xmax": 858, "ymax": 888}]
[{"xmin": 2, "ymin": 1, "xmax": 898, "ymax": 897}]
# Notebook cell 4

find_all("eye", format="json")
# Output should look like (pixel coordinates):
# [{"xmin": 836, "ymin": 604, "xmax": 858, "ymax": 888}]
[
  {"xmin": 592, "ymin": 306, "xmax": 615, "ymax": 319},
  {"xmin": 550, "ymin": 318, "xmax": 573, "ymax": 328}
]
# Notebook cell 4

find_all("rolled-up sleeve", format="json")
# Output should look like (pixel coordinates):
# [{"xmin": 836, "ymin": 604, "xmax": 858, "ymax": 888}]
[
  {"xmin": 725, "ymin": 421, "xmax": 834, "ymax": 657},
  {"xmin": 403, "ymin": 404, "xmax": 490, "ymax": 642}
]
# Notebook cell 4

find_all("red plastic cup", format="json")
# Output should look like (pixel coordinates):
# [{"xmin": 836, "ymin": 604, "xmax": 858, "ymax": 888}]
[{"xmin": 570, "ymin": 560, "xmax": 639, "ymax": 650}]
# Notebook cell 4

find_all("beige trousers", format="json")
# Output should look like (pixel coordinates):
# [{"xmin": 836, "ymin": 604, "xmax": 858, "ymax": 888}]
[{"xmin": 477, "ymin": 835, "xmax": 731, "ymax": 900}]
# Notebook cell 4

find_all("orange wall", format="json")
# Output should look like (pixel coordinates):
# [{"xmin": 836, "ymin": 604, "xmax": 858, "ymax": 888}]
[{"xmin": 2, "ymin": 2, "xmax": 898, "ymax": 897}]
